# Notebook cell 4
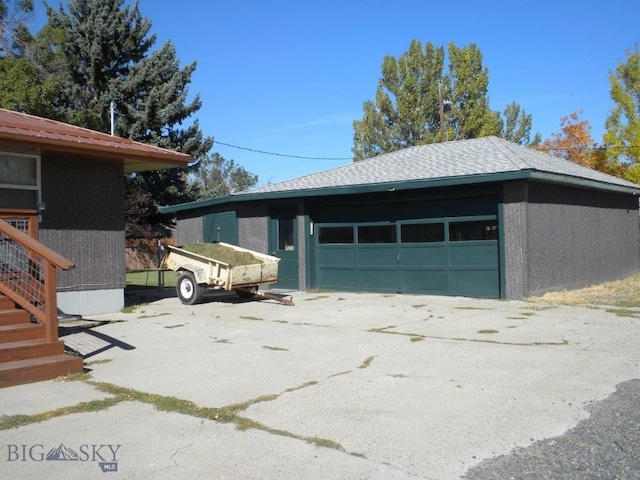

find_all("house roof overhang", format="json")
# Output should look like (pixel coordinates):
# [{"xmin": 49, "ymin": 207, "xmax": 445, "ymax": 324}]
[{"xmin": 0, "ymin": 108, "xmax": 193, "ymax": 172}]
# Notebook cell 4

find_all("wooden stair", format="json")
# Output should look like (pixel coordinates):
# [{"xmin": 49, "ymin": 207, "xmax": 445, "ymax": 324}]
[{"xmin": 0, "ymin": 295, "xmax": 84, "ymax": 388}]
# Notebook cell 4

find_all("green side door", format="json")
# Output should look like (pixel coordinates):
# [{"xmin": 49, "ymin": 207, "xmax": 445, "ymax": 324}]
[
  {"xmin": 203, "ymin": 211, "xmax": 238, "ymax": 244},
  {"xmin": 269, "ymin": 209, "xmax": 298, "ymax": 290}
]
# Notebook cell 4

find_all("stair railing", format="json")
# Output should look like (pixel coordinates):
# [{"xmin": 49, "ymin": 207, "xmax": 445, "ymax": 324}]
[{"xmin": 0, "ymin": 214, "xmax": 74, "ymax": 343}]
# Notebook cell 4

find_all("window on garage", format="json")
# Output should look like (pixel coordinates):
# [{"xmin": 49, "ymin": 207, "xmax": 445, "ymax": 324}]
[
  {"xmin": 277, "ymin": 217, "xmax": 295, "ymax": 251},
  {"xmin": 401, "ymin": 223, "xmax": 445, "ymax": 243},
  {"xmin": 357, "ymin": 225, "xmax": 396, "ymax": 244},
  {"xmin": 318, "ymin": 226, "xmax": 354, "ymax": 244},
  {"xmin": 449, "ymin": 219, "xmax": 498, "ymax": 241}
]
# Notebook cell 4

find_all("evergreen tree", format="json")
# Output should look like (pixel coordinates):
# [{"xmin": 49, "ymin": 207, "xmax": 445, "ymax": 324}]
[
  {"xmin": 36, "ymin": 0, "xmax": 215, "ymax": 234},
  {"xmin": 0, "ymin": 0, "xmax": 33, "ymax": 56}
]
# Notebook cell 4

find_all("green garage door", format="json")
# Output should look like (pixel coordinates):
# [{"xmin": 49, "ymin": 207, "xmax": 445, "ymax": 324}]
[{"xmin": 314, "ymin": 212, "xmax": 500, "ymax": 298}]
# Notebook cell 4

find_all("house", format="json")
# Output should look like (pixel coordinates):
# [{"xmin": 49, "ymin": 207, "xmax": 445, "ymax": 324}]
[
  {"xmin": 162, "ymin": 136, "xmax": 640, "ymax": 299},
  {"xmin": 0, "ymin": 108, "xmax": 193, "ymax": 314},
  {"xmin": 0, "ymin": 108, "xmax": 193, "ymax": 386}
]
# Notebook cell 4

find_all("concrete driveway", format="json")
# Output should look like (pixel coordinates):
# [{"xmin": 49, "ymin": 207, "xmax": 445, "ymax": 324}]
[{"xmin": 1, "ymin": 291, "xmax": 639, "ymax": 479}]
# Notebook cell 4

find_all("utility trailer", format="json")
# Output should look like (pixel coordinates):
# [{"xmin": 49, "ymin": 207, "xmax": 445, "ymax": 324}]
[{"xmin": 162, "ymin": 242, "xmax": 294, "ymax": 306}]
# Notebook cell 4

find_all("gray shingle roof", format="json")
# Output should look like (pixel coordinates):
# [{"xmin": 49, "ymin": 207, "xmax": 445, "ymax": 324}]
[{"xmin": 237, "ymin": 136, "xmax": 639, "ymax": 195}]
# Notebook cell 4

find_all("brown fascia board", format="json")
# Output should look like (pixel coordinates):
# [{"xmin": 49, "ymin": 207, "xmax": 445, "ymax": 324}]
[{"xmin": 0, "ymin": 131, "xmax": 192, "ymax": 173}]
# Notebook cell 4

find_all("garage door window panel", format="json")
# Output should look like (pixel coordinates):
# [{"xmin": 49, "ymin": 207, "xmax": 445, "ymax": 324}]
[
  {"xmin": 318, "ymin": 226, "xmax": 354, "ymax": 244},
  {"xmin": 449, "ymin": 220, "xmax": 498, "ymax": 242},
  {"xmin": 357, "ymin": 225, "xmax": 396, "ymax": 244},
  {"xmin": 401, "ymin": 223, "xmax": 445, "ymax": 243}
]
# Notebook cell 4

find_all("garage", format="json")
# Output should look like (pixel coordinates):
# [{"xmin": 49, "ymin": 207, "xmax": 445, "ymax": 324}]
[
  {"xmin": 312, "ymin": 194, "xmax": 500, "ymax": 297},
  {"xmin": 164, "ymin": 136, "xmax": 640, "ymax": 300}
]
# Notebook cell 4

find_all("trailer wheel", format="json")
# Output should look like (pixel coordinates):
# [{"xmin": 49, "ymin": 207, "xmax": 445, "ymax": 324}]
[
  {"xmin": 177, "ymin": 271, "xmax": 204, "ymax": 305},
  {"xmin": 235, "ymin": 285, "xmax": 258, "ymax": 299}
]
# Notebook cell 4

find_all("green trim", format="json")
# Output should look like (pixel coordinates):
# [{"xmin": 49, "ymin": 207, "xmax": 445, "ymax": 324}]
[
  {"xmin": 497, "ymin": 199, "xmax": 507, "ymax": 300},
  {"xmin": 161, "ymin": 169, "xmax": 640, "ymax": 215},
  {"xmin": 528, "ymin": 171, "xmax": 640, "ymax": 195}
]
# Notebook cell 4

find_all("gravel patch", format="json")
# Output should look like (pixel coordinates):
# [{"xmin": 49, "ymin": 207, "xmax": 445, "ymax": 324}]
[{"xmin": 464, "ymin": 378, "xmax": 640, "ymax": 480}]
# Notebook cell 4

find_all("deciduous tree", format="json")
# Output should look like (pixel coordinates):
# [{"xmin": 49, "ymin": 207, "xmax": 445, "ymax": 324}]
[
  {"xmin": 352, "ymin": 39, "xmax": 533, "ymax": 161},
  {"xmin": 191, "ymin": 152, "xmax": 258, "ymax": 200},
  {"xmin": 501, "ymin": 101, "xmax": 539, "ymax": 146},
  {"xmin": 537, "ymin": 110, "xmax": 624, "ymax": 176},
  {"xmin": 604, "ymin": 46, "xmax": 640, "ymax": 183}
]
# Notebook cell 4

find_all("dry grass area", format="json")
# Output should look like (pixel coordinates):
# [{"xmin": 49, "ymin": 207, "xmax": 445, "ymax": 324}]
[{"xmin": 530, "ymin": 273, "xmax": 640, "ymax": 308}]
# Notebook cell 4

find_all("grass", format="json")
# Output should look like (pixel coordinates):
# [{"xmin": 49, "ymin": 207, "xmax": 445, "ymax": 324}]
[
  {"xmin": 0, "ymin": 375, "xmax": 357, "ymax": 456},
  {"xmin": 126, "ymin": 270, "xmax": 178, "ymax": 288},
  {"xmin": 358, "ymin": 356, "xmax": 375, "ymax": 369},
  {"xmin": 121, "ymin": 303, "xmax": 145, "ymax": 313},
  {"xmin": 530, "ymin": 273, "xmax": 640, "ymax": 308}
]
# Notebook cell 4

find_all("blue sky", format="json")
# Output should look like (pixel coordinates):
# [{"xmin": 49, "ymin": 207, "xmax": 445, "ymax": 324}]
[{"xmin": 37, "ymin": 1, "xmax": 638, "ymax": 186}]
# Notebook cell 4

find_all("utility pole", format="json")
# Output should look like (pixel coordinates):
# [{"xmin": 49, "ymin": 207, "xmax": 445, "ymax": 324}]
[
  {"xmin": 438, "ymin": 82, "xmax": 451, "ymax": 143},
  {"xmin": 439, "ymin": 82, "xmax": 445, "ymax": 143},
  {"xmin": 110, "ymin": 102, "xmax": 115, "ymax": 136}
]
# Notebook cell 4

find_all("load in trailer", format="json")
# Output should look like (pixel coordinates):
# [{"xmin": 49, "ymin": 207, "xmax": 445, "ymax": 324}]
[{"xmin": 162, "ymin": 242, "xmax": 294, "ymax": 306}]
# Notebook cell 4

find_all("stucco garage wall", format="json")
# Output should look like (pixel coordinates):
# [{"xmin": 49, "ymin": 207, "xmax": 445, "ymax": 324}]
[
  {"xmin": 525, "ymin": 182, "xmax": 639, "ymax": 296},
  {"xmin": 237, "ymin": 204, "xmax": 269, "ymax": 254},
  {"xmin": 176, "ymin": 214, "xmax": 203, "ymax": 245},
  {"xmin": 39, "ymin": 156, "xmax": 125, "ymax": 314},
  {"xmin": 502, "ymin": 181, "xmax": 529, "ymax": 299}
]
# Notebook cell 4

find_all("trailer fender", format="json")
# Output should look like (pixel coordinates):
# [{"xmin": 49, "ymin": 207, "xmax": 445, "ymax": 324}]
[{"xmin": 178, "ymin": 264, "xmax": 207, "ymax": 284}]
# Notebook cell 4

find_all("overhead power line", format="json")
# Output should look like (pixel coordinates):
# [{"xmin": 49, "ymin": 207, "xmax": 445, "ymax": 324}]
[
  {"xmin": 214, "ymin": 140, "xmax": 352, "ymax": 161},
  {"xmin": 214, "ymin": 139, "xmax": 639, "ymax": 161}
]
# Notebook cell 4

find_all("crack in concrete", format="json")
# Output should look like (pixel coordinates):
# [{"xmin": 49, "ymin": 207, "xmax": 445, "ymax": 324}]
[{"xmin": 367, "ymin": 325, "xmax": 569, "ymax": 346}]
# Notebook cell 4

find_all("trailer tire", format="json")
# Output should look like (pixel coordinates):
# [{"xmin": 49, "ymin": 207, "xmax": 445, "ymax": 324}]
[
  {"xmin": 235, "ymin": 285, "xmax": 258, "ymax": 299},
  {"xmin": 177, "ymin": 271, "xmax": 204, "ymax": 305}
]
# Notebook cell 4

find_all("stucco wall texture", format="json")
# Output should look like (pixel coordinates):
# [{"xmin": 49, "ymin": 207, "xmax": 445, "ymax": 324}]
[
  {"xmin": 502, "ymin": 181, "xmax": 529, "ymax": 299},
  {"xmin": 504, "ymin": 181, "xmax": 640, "ymax": 298},
  {"xmin": 237, "ymin": 204, "xmax": 269, "ymax": 255},
  {"xmin": 39, "ymin": 156, "xmax": 126, "ymax": 292},
  {"xmin": 176, "ymin": 215, "xmax": 203, "ymax": 245},
  {"xmin": 524, "ymin": 182, "xmax": 639, "ymax": 296}
]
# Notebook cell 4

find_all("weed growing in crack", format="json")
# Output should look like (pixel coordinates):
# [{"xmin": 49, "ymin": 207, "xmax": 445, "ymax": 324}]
[
  {"xmin": 85, "ymin": 359, "xmax": 113, "ymax": 366},
  {"xmin": 358, "ymin": 356, "xmax": 375, "ymax": 369}
]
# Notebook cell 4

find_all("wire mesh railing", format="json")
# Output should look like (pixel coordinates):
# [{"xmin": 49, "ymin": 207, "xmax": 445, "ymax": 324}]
[
  {"xmin": 0, "ymin": 230, "xmax": 45, "ymax": 308},
  {"xmin": 0, "ymin": 215, "xmax": 74, "ymax": 342}
]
